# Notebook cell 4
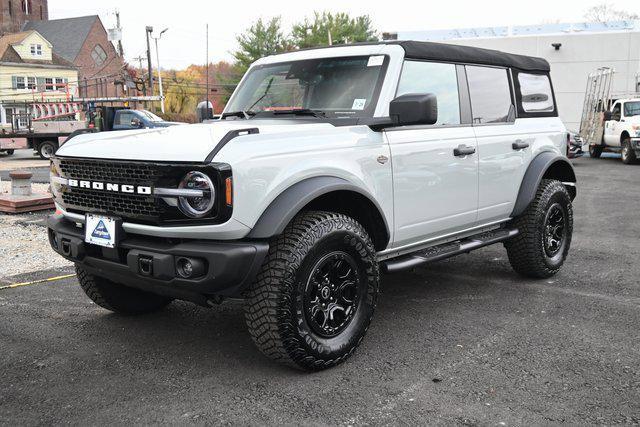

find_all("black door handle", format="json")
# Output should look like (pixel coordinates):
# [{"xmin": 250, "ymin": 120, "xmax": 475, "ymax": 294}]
[
  {"xmin": 512, "ymin": 140, "xmax": 530, "ymax": 150},
  {"xmin": 453, "ymin": 145, "xmax": 476, "ymax": 156}
]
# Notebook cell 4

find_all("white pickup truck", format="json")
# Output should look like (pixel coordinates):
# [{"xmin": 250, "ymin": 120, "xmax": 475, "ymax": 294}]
[{"xmin": 590, "ymin": 98, "xmax": 640, "ymax": 164}]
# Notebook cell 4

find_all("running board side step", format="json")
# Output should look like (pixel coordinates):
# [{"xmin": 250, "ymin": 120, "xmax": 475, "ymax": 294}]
[{"xmin": 381, "ymin": 228, "xmax": 519, "ymax": 274}]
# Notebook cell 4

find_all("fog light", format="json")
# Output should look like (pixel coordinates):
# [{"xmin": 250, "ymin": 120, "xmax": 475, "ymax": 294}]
[{"xmin": 176, "ymin": 257, "xmax": 205, "ymax": 278}]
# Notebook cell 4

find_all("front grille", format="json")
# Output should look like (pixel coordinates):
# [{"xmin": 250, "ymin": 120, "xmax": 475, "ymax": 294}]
[
  {"xmin": 59, "ymin": 159, "xmax": 163, "ymax": 182},
  {"xmin": 62, "ymin": 189, "xmax": 162, "ymax": 218},
  {"xmin": 56, "ymin": 158, "xmax": 164, "ymax": 222}
]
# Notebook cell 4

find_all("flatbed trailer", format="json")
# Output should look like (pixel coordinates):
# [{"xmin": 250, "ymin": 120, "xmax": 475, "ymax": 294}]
[{"xmin": 0, "ymin": 96, "xmax": 162, "ymax": 159}]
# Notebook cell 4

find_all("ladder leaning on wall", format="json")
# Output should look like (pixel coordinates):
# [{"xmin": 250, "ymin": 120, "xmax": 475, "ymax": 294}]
[{"xmin": 579, "ymin": 67, "xmax": 614, "ymax": 147}]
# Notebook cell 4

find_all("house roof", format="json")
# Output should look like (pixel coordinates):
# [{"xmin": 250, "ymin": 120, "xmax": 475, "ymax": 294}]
[
  {"xmin": 23, "ymin": 15, "xmax": 98, "ymax": 62},
  {"xmin": 0, "ymin": 30, "xmax": 76, "ymax": 68}
]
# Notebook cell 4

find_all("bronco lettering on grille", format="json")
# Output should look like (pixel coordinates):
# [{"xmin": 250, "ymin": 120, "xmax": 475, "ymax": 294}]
[{"xmin": 67, "ymin": 179, "xmax": 152, "ymax": 195}]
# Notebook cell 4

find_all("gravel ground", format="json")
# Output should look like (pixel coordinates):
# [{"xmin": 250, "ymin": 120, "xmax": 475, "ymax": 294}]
[
  {"xmin": 0, "ymin": 155, "xmax": 639, "ymax": 425},
  {"xmin": 0, "ymin": 183, "xmax": 71, "ymax": 279}
]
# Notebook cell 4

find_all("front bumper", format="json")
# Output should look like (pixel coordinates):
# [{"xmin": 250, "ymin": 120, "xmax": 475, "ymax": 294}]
[{"xmin": 47, "ymin": 214, "xmax": 268, "ymax": 303}]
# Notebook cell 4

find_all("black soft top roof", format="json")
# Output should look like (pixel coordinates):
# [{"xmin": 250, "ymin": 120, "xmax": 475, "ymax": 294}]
[{"xmin": 392, "ymin": 40, "xmax": 550, "ymax": 72}]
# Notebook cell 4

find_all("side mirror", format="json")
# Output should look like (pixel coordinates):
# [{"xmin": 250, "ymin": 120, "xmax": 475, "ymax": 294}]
[
  {"xmin": 603, "ymin": 111, "xmax": 612, "ymax": 121},
  {"xmin": 131, "ymin": 118, "xmax": 143, "ymax": 128},
  {"xmin": 389, "ymin": 93, "xmax": 438, "ymax": 126}
]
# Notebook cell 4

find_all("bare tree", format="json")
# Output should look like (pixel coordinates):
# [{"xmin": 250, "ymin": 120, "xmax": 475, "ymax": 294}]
[{"xmin": 584, "ymin": 3, "xmax": 639, "ymax": 22}]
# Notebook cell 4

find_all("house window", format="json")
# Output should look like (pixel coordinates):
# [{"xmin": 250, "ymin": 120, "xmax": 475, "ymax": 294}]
[
  {"xmin": 44, "ymin": 78, "xmax": 54, "ymax": 91},
  {"xmin": 30, "ymin": 44, "xmax": 42, "ymax": 56},
  {"xmin": 55, "ymin": 78, "xmax": 65, "ymax": 91},
  {"xmin": 27, "ymin": 77, "xmax": 36, "ymax": 90},
  {"xmin": 91, "ymin": 44, "xmax": 107, "ymax": 66},
  {"xmin": 15, "ymin": 76, "xmax": 26, "ymax": 90}
]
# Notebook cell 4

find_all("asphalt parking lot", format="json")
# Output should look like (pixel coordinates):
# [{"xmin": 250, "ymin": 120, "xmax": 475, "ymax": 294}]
[{"xmin": 1, "ymin": 155, "xmax": 639, "ymax": 425}]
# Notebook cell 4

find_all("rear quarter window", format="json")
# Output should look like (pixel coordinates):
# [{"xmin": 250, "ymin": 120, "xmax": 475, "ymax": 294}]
[
  {"xmin": 514, "ymin": 71, "xmax": 557, "ymax": 117},
  {"xmin": 517, "ymin": 73, "xmax": 555, "ymax": 113}
]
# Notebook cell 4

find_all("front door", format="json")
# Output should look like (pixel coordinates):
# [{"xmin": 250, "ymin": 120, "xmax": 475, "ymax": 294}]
[
  {"xmin": 603, "ymin": 101, "xmax": 622, "ymax": 146},
  {"xmin": 386, "ymin": 61, "xmax": 478, "ymax": 248}
]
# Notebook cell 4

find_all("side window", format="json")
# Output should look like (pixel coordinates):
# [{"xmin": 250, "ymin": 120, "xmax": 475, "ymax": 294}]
[
  {"xmin": 612, "ymin": 103, "xmax": 621, "ymax": 120},
  {"xmin": 396, "ymin": 61, "xmax": 461, "ymax": 125},
  {"xmin": 116, "ymin": 112, "xmax": 135, "ymax": 126},
  {"xmin": 517, "ymin": 73, "xmax": 555, "ymax": 113},
  {"xmin": 466, "ymin": 66, "xmax": 513, "ymax": 124}
]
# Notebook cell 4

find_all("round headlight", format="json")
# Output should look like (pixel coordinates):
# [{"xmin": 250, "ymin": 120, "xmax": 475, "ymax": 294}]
[{"xmin": 178, "ymin": 171, "xmax": 215, "ymax": 218}]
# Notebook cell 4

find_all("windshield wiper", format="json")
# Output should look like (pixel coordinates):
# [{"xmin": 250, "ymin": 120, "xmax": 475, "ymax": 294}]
[
  {"xmin": 221, "ymin": 110, "xmax": 255, "ymax": 120},
  {"xmin": 254, "ymin": 109, "xmax": 327, "ymax": 118}
]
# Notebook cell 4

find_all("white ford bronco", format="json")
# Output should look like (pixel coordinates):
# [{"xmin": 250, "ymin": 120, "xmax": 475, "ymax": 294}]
[
  {"xmin": 48, "ymin": 41, "xmax": 576, "ymax": 370},
  {"xmin": 589, "ymin": 98, "xmax": 640, "ymax": 164}
]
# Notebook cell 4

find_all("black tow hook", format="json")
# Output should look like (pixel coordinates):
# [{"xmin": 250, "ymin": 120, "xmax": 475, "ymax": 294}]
[{"xmin": 138, "ymin": 256, "xmax": 154, "ymax": 276}]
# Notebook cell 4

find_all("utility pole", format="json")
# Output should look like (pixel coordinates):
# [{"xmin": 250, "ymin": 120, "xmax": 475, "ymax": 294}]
[
  {"xmin": 114, "ymin": 10, "xmax": 124, "ymax": 57},
  {"xmin": 152, "ymin": 28, "xmax": 168, "ymax": 114},
  {"xmin": 145, "ymin": 26, "xmax": 153, "ymax": 96},
  {"xmin": 206, "ymin": 23, "xmax": 210, "ymax": 119},
  {"xmin": 328, "ymin": 29, "xmax": 333, "ymax": 46},
  {"xmin": 133, "ymin": 54, "xmax": 147, "ymax": 95}
]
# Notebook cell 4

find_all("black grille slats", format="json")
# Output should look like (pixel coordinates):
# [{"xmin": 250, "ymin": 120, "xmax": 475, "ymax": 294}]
[
  {"xmin": 58, "ymin": 159, "xmax": 164, "ymax": 222},
  {"xmin": 59, "ymin": 159, "xmax": 163, "ymax": 183}
]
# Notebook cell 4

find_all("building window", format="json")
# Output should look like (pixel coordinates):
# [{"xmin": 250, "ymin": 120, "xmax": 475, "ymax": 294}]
[
  {"xmin": 30, "ymin": 44, "xmax": 42, "ymax": 56},
  {"xmin": 44, "ymin": 78, "xmax": 54, "ymax": 91},
  {"xmin": 15, "ymin": 76, "xmax": 26, "ymax": 90},
  {"xmin": 27, "ymin": 77, "xmax": 36, "ymax": 90},
  {"xmin": 55, "ymin": 78, "xmax": 66, "ymax": 91},
  {"xmin": 91, "ymin": 44, "xmax": 107, "ymax": 66}
]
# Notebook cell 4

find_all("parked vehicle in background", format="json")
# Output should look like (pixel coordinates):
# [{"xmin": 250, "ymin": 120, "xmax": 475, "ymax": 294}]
[
  {"xmin": 47, "ymin": 41, "xmax": 576, "ymax": 371},
  {"xmin": 579, "ymin": 67, "xmax": 640, "ymax": 164},
  {"xmin": 591, "ymin": 99, "xmax": 640, "ymax": 164},
  {"xmin": 0, "ymin": 99, "xmax": 181, "ymax": 159},
  {"xmin": 567, "ymin": 131, "xmax": 584, "ymax": 159}
]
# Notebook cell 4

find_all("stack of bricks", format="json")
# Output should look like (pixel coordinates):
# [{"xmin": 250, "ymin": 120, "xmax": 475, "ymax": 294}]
[{"xmin": 0, "ymin": 170, "xmax": 54, "ymax": 213}]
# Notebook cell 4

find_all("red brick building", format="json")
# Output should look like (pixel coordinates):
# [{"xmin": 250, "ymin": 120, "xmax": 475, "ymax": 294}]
[
  {"xmin": 24, "ymin": 15, "xmax": 125, "ymax": 97},
  {"xmin": 0, "ymin": 0, "xmax": 48, "ymax": 35}
]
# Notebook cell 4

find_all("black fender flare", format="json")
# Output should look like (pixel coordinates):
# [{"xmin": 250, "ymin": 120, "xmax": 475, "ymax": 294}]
[
  {"xmin": 511, "ymin": 151, "xmax": 576, "ymax": 217},
  {"xmin": 247, "ymin": 176, "xmax": 390, "ymax": 239}
]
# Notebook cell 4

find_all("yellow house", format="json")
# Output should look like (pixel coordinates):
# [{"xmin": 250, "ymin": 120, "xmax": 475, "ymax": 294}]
[{"xmin": 0, "ymin": 30, "xmax": 78, "ymax": 129}]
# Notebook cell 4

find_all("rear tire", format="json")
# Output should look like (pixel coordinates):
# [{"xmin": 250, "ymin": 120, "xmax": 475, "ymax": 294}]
[
  {"xmin": 244, "ymin": 211, "xmax": 380, "ymax": 371},
  {"xmin": 589, "ymin": 144, "xmax": 603, "ymax": 158},
  {"xmin": 76, "ymin": 265, "xmax": 172, "ymax": 314},
  {"xmin": 38, "ymin": 141, "xmax": 57, "ymax": 159},
  {"xmin": 505, "ymin": 179, "xmax": 573, "ymax": 279},
  {"xmin": 6, "ymin": 149, "xmax": 14, "ymax": 155},
  {"xmin": 621, "ymin": 138, "xmax": 637, "ymax": 164}
]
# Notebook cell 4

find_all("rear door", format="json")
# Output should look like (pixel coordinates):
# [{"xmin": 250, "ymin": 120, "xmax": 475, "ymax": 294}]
[
  {"xmin": 386, "ymin": 61, "xmax": 478, "ymax": 248},
  {"xmin": 467, "ymin": 65, "xmax": 532, "ymax": 223}
]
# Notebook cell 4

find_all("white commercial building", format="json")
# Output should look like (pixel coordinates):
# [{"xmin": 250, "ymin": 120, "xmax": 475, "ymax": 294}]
[{"xmin": 385, "ymin": 21, "xmax": 640, "ymax": 132}]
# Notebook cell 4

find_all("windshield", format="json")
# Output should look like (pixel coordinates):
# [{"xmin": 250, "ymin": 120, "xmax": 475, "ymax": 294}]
[
  {"xmin": 225, "ymin": 55, "xmax": 388, "ymax": 118},
  {"xmin": 624, "ymin": 101, "xmax": 640, "ymax": 117},
  {"xmin": 138, "ymin": 110, "xmax": 163, "ymax": 122}
]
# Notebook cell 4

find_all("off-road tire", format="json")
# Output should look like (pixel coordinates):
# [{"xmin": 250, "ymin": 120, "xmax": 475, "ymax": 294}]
[
  {"xmin": 621, "ymin": 138, "xmax": 637, "ymax": 164},
  {"xmin": 244, "ymin": 211, "xmax": 380, "ymax": 371},
  {"xmin": 76, "ymin": 265, "xmax": 172, "ymax": 314},
  {"xmin": 589, "ymin": 144, "xmax": 603, "ymax": 158},
  {"xmin": 505, "ymin": 179, "xmax": 573, "ymax": 279}
]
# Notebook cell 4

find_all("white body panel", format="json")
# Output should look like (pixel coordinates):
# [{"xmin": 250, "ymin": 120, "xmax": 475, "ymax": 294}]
[
  {"xmin": 55, "ymin": 44, "xmax": 568, "ymax": 254},
  {"xmin": 603, "ymin": 99, "xmax": 640, "ymax": 146}
]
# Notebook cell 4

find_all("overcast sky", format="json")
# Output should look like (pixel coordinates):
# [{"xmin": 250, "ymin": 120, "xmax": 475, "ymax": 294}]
[{"xmin": 48, "ymin": 0, "xmax": 640, "ymax": 70}]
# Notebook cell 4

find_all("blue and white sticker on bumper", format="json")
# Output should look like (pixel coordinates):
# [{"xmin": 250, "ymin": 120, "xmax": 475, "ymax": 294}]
[{"xmin": 85, "ymin": 214, "xmax": 117, "ymax": 248}]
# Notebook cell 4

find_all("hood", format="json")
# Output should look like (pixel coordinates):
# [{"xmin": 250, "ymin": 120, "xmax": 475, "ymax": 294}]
[
  {"xmin": 149, "ymin": 121, "xmax": 184, "ymax": 127},
  {"xmin": 56, "ymin": 119, "xmax": 337, "ymax": 162}
]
